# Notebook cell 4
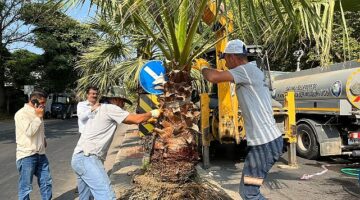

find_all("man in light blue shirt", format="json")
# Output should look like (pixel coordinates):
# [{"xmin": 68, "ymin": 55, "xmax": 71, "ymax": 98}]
[
  {"xmin": 77, "ymin": 86, "xmax": 99, "ymax": 134},
  {"xmin": 195, "ymin": 39, "xmax": 283, "ymax": 200}
]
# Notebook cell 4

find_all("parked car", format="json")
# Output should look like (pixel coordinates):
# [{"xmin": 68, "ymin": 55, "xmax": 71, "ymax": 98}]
[{"xmin": 45, "ymin": 93, "xmax": 77, "ymax": 120}]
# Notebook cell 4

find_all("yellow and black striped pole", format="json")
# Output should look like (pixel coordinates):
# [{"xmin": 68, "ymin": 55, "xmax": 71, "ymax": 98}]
[{"xmin": 137, "ymin": 93, "xmax": 159, "ymax": 136}]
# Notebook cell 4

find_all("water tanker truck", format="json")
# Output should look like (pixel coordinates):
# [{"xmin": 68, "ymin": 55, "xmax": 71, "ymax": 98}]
[{"xmin": 273, "ymin": 60, "xmax": 360, "ymax": 159}]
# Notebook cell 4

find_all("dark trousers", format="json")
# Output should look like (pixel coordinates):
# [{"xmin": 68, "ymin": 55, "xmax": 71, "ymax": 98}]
[{"xmin": 239, "ymin": 136, "xmax": 283, "ymax": 200}]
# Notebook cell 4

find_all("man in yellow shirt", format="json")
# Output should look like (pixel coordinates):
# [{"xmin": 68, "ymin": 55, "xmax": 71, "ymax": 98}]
[{"xmin": 15, "ymin": 90, "xmax": 52, "ymax": 200}]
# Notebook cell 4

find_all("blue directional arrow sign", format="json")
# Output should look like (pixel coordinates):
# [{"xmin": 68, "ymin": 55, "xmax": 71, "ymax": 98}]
[{"xmin": 139, "ymin": 60, "xmax": 166, "ymax": 95}]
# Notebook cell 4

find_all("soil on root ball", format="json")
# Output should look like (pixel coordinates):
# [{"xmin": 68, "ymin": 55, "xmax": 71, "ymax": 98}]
[{"xmin": 119, "ymin": 173, "xmax": 233, "ymax": 200}]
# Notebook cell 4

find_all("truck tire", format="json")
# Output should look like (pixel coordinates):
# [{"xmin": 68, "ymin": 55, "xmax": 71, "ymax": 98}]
[{"xmin": 296, "ymin": 123, "xmax": 319, "ymax": 159}]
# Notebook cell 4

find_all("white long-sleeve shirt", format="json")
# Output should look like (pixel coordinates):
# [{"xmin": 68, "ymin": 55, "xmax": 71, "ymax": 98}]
[
  {"xmin": 15, "ymin": 104, "xmax": 46, "ymax": 161},
  {"xmin": 77, "ymin": 100, "xmax": 93, "ymax": 134}
]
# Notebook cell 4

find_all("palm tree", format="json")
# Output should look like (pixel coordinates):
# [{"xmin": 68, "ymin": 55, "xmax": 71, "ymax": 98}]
[
  {"xmin": 227, "ymin": 0, "xmax": 360, "ymax": 66},
  {"xmin": 73, "ymin": 0, "xmax": 360, "ymax": 98},
  {"xmin": 76, "ymin": 14, "xmax": 160, "ymax": 99},
  {"xmin": 75, "ymin": 0, "xmax": 221, "ymax": 183}
]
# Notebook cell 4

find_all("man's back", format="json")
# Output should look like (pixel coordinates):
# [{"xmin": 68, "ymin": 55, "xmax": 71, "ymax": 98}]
[{"xmin": 229, "ymin": 61, "xmax": 282, "ymax": 146}]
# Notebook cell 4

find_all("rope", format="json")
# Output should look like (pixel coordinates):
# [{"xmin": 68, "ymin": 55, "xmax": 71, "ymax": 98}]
[{"xmin": 300, "ymin": 164, "xmax": 330, "ymax": 180}]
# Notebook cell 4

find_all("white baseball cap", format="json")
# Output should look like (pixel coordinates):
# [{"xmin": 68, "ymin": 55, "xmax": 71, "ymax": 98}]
[{"xmin": 221, "ymin": 39, "xmax": 247, "ymax": 58}]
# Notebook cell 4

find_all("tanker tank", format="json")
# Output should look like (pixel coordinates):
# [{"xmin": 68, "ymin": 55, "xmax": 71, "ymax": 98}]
[{"xmin": 272, "ymin": 60, "xmax": 360, "ymax": 115}]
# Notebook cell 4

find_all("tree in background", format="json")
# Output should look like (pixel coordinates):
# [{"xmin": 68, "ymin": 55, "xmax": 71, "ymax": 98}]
[
  {"xmin": 4, "ymin": 49, "xmax": 41, "ymax": 88},
  {"xmin": 227, "ymin": 0, "xmax": 360, "ymax": 70},
  {"xmin": 20, "ymin": 2, "xmax": 97, "ymax": 93},
  {"xmin": 268, "ymin": 10, "xmax": 360, "ymax": 72},
  {"xmin": 324, "ymin": 11, "xmax": 360, "ymax": 64},
  {"xmin": 3, "ymin": 50, "xmax": 40, "ymax": 113},
  {"xmin": 0, "ymin": 0, "xmax": 35, "ymax": 112},
  {"xmin": 1, "ymin": 1, "xmax": 96, "ymax": 113}
]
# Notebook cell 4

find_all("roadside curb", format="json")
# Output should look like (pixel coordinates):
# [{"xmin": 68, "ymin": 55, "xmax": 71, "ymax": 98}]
[{"xmin": 110, "ymin": 128, "xmax": 144, "ymax": 198}]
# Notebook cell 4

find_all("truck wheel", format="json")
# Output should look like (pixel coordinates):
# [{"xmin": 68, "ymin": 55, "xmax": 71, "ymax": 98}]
[{"xmin": 296, "ymin": 123, "xmax": 319, "ymax": 159}]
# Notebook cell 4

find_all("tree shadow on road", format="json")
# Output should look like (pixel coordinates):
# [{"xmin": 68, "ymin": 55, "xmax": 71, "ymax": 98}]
[
  {"xmin": 329, "ymin": 177, "xmax": 360, "ymax": 199},
  {"xmin": 0, "ymin": 119, "xmax": 79, "ymax": 143},
  {"xmin": 44, "ymin": 119, "xmax": 79, "ymax": 139}
]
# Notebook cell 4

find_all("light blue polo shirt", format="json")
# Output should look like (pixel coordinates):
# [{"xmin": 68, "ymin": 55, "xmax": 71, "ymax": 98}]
[{"xmin": 229, "ymin": 61, "xmax": 282, "ymax": 146}]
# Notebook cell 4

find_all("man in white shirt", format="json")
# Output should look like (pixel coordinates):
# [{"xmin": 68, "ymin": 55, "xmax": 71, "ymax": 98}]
[
  {"xmin": 15, "ymin": 90, "xmax": 52, "ymax": 200},
  {"xmin": 71, "ymin": 86, "xmax": 161, "ymax": 200},
  {"xmin": 77, "ymin": 86, "xmax": 100, "ymax": 134},
  {"xmin": 194, "ymin": 39, "xmax": 283, "ymax": 200}
]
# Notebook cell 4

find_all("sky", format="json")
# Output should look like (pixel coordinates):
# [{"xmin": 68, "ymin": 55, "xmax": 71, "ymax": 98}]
[
  {"xmin": 8, "ymin": 1, "xmax": 96, "ymax": 54},
  {"xmin": 65, "ymin": 1, "xmax": 97, "ymax": 23}
]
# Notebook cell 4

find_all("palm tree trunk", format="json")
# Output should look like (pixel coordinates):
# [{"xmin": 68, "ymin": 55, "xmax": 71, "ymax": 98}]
[
  {"xmin": 121, "ymin": 72, "xmax": 233, "ymax": 199},
  {"xmin": 150, "ymin": 70, "xmax": 200, "ymax": 183}
]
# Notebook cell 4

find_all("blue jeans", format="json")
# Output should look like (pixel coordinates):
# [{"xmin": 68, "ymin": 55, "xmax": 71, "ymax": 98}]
[
  {"xmin": 16, "ymin": 154, "xmax": 52, "ymax": 200},
  {"xmin": 240, "ymin": 136, "xmax": 283, "ymax": 200},
  {"xmin": 71, "ymin": 152, "xmax": 116, "ymax": 200}
]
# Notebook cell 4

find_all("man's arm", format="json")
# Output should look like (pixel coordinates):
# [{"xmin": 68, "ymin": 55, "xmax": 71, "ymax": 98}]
[
  {"xmin": 77, "ymin": 102, "xmax": 92, "ymax": 122},
  {"xmin": 123, "ymin": 110, "xmax": 160, "ymax": 124},
  {"xmin": 15, "ymin": 114, "xmax": 42, "ymax": 137},
  {"xmin": 122, "ymin": 112, "xmax": 153, "ymax": 124},
  {"xmin": 193, "ymin": 58, "xmax": 234, "ymax": 83},
  {"xmin": 202, "ymin": 68, "xmax": 234, "ymax": 83},
  {"xmin": 107, "ymin": 104, "xmax": 161, "ymax": 125}
]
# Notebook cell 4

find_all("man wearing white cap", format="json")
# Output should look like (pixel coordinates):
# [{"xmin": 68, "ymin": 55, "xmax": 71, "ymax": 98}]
[
  {"xmin": 71, "ymin": 86, "xmax": 161, "ymax": 200},
  {"xmin": 194, "ymin": 39, "xmax": 283, "ymax": 200}
]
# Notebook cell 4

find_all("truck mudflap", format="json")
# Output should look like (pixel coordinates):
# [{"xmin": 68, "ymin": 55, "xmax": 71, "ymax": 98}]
[{"xmin": 297, "ymin": 118, "xmax": 342, "ymax": 156}]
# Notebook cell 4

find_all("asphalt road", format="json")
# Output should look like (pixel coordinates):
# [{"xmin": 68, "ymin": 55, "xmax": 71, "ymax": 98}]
[
  {"xmin": 203, "ymin": 143, "xmax": 360, "ymax": 200},
  {"xmin": 2, "ymin": 118, "xmax": 359, "ymax": 200},
  {"xmin": 0, "ymin": 118, "xmax": 80, "ymax": 200}
]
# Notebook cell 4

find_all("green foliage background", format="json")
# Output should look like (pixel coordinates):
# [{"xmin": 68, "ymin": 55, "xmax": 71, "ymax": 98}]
[{"xmin": 18, "ymin": 2, "xmax": 97, "ymax": 92}]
